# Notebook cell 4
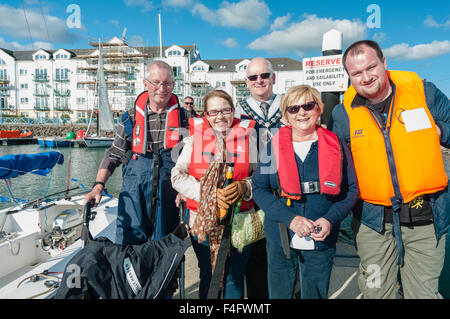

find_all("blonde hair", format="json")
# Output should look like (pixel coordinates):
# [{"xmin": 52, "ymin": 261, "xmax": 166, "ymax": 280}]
[{"xmin": 280, "ymin": 85, "xmax": 324, "ymax": 119}]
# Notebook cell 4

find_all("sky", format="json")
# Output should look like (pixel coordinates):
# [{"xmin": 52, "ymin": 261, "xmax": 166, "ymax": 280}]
[{"xmin": 0, "ymin": 0, "xmax": 449, "ymax": 96}]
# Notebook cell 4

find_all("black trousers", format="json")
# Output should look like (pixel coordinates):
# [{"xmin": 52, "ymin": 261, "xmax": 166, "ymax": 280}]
[{"xmin": 245, "ymin": 238, "xmax": 269, "ymax": 299}]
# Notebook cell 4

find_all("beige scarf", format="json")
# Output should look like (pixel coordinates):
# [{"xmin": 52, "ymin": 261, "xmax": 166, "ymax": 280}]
[{"xmin": 191, "ymin": 132, "xmax": 228, "ymax": 273}]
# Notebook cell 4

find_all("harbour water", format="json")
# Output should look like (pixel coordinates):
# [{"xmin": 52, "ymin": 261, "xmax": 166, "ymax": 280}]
[{"xmin": 1, "ymin": 144, "xmax": 449, "ymax": 298}]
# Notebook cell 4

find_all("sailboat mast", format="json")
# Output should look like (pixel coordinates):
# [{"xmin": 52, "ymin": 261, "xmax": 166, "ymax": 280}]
[{"xmin": 97, "ymin": 38, "xmax": 101, "ymax": 136}]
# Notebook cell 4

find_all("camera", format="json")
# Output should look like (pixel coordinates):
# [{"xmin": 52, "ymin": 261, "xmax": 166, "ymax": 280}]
[{"xmin": 313, "ymin": 226, "xmax": 322, "ymax": 234}]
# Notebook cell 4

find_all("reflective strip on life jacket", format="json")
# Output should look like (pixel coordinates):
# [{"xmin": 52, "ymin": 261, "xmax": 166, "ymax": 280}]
[
  {"xmin": 272, "ymin": 126, "xmax": 342, "ymax": 200},
  {"xmin": 343, "ymin": 70, "xmax": 448, "ymax": 206}
]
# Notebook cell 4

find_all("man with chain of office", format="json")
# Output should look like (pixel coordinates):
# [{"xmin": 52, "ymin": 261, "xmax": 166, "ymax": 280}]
[{"xmin": 234, "ymin": 57, "xmax": 286, "ymax": 299}]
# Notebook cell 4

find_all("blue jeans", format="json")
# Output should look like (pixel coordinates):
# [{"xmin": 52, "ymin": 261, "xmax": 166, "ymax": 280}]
[
  {"xmin": 266, "ymin": 238, "xmax": 335, "ymax": 299},
  {"xmin": 116, "ymin": 151, "xmax": 179, "ymax": 245},
  {"xmin": 190, "ymin": 235, "xmax": 250, "ymax": 299}
]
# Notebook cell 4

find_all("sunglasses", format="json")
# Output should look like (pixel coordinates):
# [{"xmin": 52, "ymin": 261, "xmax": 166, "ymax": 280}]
[
  {"xmin": 286, "ymin": 102, "xmax": 317, "ymax": 114},
  {"xmin": 184, "ymin": 102, "xmax": 194, "ymax": 105},
  {"xmin": 205, "ymin": 108, "xmax": 233, "ymax": 117},
  {"xmin": 247, "ymin": 72, "xmax": 271, "ymax": 82}
]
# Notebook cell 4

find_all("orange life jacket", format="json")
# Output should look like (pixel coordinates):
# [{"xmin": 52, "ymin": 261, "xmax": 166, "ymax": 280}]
[
  {"xmin": 132, "ymin": 91, "xmax": 181, "ymax": 155},
  {"xmin": 186, "ymin": 117, "xmax": 256, "ymax": 212},
  {"xmin": 272, "ymin": 126, "xmax": 343, "ymax": 200},
  {"xmin": 343, "ymin": 70, "xmax": 448, "ymax": 206}
]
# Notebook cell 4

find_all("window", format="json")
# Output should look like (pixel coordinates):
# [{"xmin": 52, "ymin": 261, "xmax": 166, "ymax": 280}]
[
  {"xmin": 20, "ymin": 83, "xmax": 28, "ymax": 89},
  {"xmin": 169, "ymin": 50, "xmax": 181, "ymax": 56},
  {"xmin": 219, "ymin": 65, "xmax": 226, "ymax": 70},
  {"xmin": 19, "ymin": 69, "xmax": 27, "ymax": 75},
  {"xmin": 77, "ymin": 112, "xmax": 86, "ymax": 119},
  {"xmin": 238, "ymin": 65, "xmax": 247, "ymax": 71},
  {"xmin": 285, "ymin": 80, "xmax": 295, "ymax": 91},
  {"xmin": 77, "ymin": 83, "xmax": 85, "ymax": 89},
  {"xmin": 0, "ymin": 69, "xmax": 7, "ymax": 81},
  {"xmin": 35, "ymin": 69, "xmax": 48, "ymax": 80},
  {"xmin": 55, "ymin": 53, "xmax": 68, "ymax": 59},
  {"xmin": 20, "ymin": 97, "xmax": 29, "ymax": 103},
  {"xmin": 0, "ymin": 58, "xmax": 5, "ymax": 65},
  {"xmin": 76, "ymin": 97, "xmax": 86, "ymax": 104},
  {"xmin": 216, "ymin": 81, "xmax": 226, "ymax": 87},
  {"xmin": 193, "ymin": 65, "xmax": 205, "ymax": 71},
  {"xmin": 56, "ymin": 68, "xmax": 69, "ymax": 80}
]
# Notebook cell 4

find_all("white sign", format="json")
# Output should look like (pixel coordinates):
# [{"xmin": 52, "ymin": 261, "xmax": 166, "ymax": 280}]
[{"xmin": 302, "ymin": 54, "xmax": 349, "ymax": 92}]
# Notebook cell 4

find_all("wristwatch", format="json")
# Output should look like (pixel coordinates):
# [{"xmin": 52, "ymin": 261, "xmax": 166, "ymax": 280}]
[{"xmin": 93, "ymin": 181, "xmax": 105, "ymax": 188}]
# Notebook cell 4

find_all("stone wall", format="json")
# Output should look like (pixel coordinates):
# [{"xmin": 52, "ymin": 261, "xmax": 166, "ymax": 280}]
[{"xmin": 0, "ymin": 123, "xmax": 114, "ymax": 138}]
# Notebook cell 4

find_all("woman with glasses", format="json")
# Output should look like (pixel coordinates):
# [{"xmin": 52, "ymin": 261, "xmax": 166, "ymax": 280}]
[
  {"xmin": 252, "ymin": 85, "xmax": 359, "ymax": 299},
  {"xmin": 171, "ymin": 89, "xmax": 257, "ymax": 299}
]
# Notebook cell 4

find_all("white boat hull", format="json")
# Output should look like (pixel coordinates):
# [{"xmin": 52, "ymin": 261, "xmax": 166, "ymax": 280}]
[
  {"xmin": 0, "ymin": 195, "xmax": 118, "ymax": 299},
  {"xmin": 84, "ymin": 137, "xmax": 114, "ymax": 148}
]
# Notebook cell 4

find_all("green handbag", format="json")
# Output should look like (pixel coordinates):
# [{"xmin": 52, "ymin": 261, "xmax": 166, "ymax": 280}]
[{"xmin": 231, "ymin": 208, "xmax": 266, "ymax": 252}]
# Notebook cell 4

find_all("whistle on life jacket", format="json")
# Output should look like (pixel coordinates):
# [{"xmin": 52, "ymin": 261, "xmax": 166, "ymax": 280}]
[{"xmin": 286, "ymin": 198, "xmax": 291, "ymax": 207}]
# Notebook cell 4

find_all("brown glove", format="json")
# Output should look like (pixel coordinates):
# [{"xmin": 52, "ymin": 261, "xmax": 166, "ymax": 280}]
[{"xmin": 216, "ymin": 180, "xmax": 248, "ymax": 211}]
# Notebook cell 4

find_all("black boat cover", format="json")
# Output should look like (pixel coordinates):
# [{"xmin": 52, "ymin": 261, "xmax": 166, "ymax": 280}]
[{"xmin": 55, "ymin": 225, "xmax": 189, "ymax": 299}]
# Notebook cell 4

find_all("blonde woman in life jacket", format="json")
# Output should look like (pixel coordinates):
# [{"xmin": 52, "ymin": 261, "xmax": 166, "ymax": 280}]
[
  {"xmin": 171, "ymin": 89, "xmax": 258, "ymax": 299},
  {"xmin": 252, "ymin": 85, "xmax": 359, "ymax": 299}
]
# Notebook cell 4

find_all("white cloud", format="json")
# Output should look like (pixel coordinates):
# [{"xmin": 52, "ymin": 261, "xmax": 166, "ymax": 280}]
[
  {"xmin": 109, "ymin": 19, "xmax": 120, "ymax": 28},
  {"xmin": 270, "ymin": 14, "xmax": 291, "ymax": 31},
  {"xmin": 424, "ymin": 15, "xmax": 450, "ymax": 29},
  {"xmin": 373, "ymin": 32, "xmax": 387, "ymax": 43},
  {"xmin": 0, "ymin": 37, "xmax": 53, "ymax": 51},
  {"xmin": 0, "ymin": 4, "xmax": 80, "ymax": 44},
  {"xmin": 248, "ymin": 14, "xmax": 366, "ymax": 56},
  {"xmin": 128, "ymin": 35, "xmax": 145, "ymax": 47},
  {"xmin": 384, "ymin": 40, "xmax": 450, "ymax": 60},
  {"xmin": 124, "ymin": 0, "xmax": 153, "ymax": 13},
  {"xmin": 163, "ymin": 0, "xmax": 194, "ymax": 8},
  {"xmin": 192, "ymin": 0, "xmax": 271, "ymax": 31},
  {"xmin": 223, "ymin": 37, "xmax": 239, "ymax": 48}
]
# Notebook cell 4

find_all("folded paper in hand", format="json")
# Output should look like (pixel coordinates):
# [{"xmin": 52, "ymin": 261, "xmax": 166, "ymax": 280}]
[{"xmin": 290, "ymin": 234, "xmax": 315, "ymax": 250}]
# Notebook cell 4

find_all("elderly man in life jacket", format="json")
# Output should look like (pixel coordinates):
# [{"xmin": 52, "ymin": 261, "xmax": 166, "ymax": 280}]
[
  {"xmin": 84, "ymin": 60, "xmax": 189, "ymax": 244},
  {"xmin": 328, "ymin": 40, "xmax": 450, "ymax": 299}
]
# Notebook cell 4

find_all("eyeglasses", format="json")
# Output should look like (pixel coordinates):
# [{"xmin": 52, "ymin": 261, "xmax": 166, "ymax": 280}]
[
  {"xmin": 205, "ymin": 108, "xmax": 233, "ymax": 117},
  {"xmin": 184, "ymin": 102, "xmax": 194, "ymax": 105},
  {"xmin": 145, "ymin": 79, "xmax": 174, "ymax": 89},
  {"xmin": 286, "ymin": 102, "xmax": 317, "ymax": 114},
  {"xmin": 247, "ymin": 72, "xmax": 271, "ymax": 82}
]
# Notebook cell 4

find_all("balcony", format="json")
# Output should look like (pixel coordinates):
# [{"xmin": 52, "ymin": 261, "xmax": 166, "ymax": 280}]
[
  {"xmin": 54, "ymin": 89, "xmax": 71, "ymax": 97},
  {"xmin": 34, "ymin": 106, "xmax": 50, "ymax": 111},
  {"xmin": 54, "ymin": 77, "xmax": 70, "ymax": 82},
  {"xmin": 34, "ymin": 91, "xmax": 50, "ymax": 97},
  {"xmin": 125, "ymin": 74, "xmax": 136, "ymax": 81},
  {"xmin": 33, "ymin": 76, "xmax": 49, "ymax": 82},
  {"xmin": 54, "ymin": 106, "xmax": 70, "ymax": 111},
  {"xmin": 236, "ymin": 88, "xmax": 250, "ymax": 97}
]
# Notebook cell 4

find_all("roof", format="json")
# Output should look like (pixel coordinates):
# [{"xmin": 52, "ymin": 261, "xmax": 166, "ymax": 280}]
[
  {"xmin": 202, "ymin": 57, "xmax": 303, "ymax": 72},
  {"xmin": 0, "ymin": 45, "xmax": 197, "ymax": 61}
]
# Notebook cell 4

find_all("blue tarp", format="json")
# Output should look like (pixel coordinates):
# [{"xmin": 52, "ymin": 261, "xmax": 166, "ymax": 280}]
[{"xmin": 0, "ymin": 151, "xmax": 64, "ymax": 180}]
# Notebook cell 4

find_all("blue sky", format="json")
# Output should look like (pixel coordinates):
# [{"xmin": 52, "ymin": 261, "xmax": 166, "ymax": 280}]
[{"xmin": 1, "ymin": 0, "xmax": 449, "ymax": 95}]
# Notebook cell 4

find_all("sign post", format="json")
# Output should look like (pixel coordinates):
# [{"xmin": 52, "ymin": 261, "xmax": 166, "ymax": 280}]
[{"xmin": 302, "ymin": 29, "xmax": 348, "ymax": 126}]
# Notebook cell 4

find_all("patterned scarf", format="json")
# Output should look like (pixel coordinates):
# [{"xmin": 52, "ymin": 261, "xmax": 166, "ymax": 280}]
[{"xmin": 191, "ymin": 132, "xmax": 228, "ymax": 273}]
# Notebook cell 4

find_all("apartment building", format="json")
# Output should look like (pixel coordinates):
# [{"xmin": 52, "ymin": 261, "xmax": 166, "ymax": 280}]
[{"xmin": 0, "ymin": 37, "xmax": 303, "ymax": 122}]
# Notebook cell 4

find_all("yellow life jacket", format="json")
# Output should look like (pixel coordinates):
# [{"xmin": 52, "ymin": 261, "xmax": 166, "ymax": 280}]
[{"xmin": 343, "ymin": 70, "xmax": 447, "ymax": 206}]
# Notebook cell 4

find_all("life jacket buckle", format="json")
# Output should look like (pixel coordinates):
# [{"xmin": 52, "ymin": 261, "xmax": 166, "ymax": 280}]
[{"xmin": 301, "ymin": 181, "xmax": 320, "ymax": 194}]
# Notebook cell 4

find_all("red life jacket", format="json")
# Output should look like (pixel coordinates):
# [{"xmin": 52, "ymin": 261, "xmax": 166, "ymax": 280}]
[
  {"xmin": 272, "ymin": 126, "xmax": 342, "ymax": 200},
  {"xmin": 132, "ymin": 91, "xmax": 181, "ymax": 155},
  {"xmin": 186, "ymin": 117, "xmax": 256, "ymax": 212}
]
